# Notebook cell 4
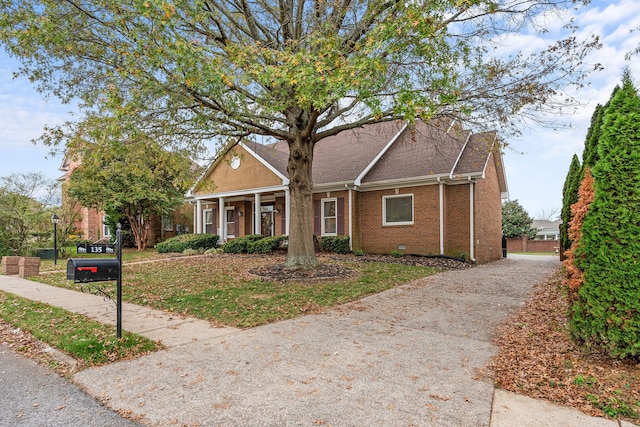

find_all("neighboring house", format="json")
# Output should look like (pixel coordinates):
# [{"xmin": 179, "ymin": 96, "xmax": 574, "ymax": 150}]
[
  {"xmin": 532, "ymin": 219, "xmax": 561, "ymax": 241},
  {"xmin": 188, "ymin": 118, "xmax": 508, "ymax": 263},
  {"xmin": 59, "ymin": 154, "xmax": 110, "ymax": 242},
  {"xmin": 59, "ymin": 154, "xmax": 193, "ymax": 246}
]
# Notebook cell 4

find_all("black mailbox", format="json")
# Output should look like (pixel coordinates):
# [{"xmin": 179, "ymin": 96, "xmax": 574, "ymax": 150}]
[{"xmin": 67, "ymin": 258, "xmax": 120, "ymax": 283}]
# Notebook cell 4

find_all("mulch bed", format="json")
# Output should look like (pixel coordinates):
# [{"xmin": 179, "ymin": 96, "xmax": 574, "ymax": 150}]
[{"xmin": 248, "ymin": 254, "xmax": 471, "ymax": 282}]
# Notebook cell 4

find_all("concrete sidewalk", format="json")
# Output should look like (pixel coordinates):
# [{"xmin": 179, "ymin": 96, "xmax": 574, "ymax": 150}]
[{"xmin": 0, "ymin": 255, "xmax": 633, "ymax": 426}]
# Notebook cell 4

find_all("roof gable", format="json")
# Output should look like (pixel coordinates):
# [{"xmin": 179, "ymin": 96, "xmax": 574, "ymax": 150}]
[
  {"xmin": 360, "ymin": 120, "xmax": 469, "ymax": 183},
  {"xmin": 192, "ymin": 143, "xmax": 286, "ymax": 196},
  {"xmin": 311, "ymin": 121, "xmax": 407, "ymax": 184}
]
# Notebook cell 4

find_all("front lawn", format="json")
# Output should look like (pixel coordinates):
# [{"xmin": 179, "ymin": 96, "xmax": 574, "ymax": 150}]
[
  {"xmin": 33, "ymin": 253, "xmax": 442, "ymax": 328},
  {"xmin": 0, "ymin": 292, "xmax": 162, "ymax": 372}
]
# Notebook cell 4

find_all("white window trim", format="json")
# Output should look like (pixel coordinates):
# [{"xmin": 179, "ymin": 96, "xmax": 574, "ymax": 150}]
[
  {"xmin": 225, "ymin": 207, "xmax": 235, "ymax": 238},
  {"xmin": 382, "ymin": 194, "xmax": 414, "ymax": 226},
  {"xmin": 321, "ymin": 197, "xmax": 338, "ymax": 236},
  {"xmin": 102, "ymin": 222, "xmax": 111, "ymax": 237},
  {"xmin": 162, "ymin": 214, "xmax": 173, "ymax": 231},
  {"xmin": 203, "ymin": 209, "xmax": 214, "ymax": 234}
]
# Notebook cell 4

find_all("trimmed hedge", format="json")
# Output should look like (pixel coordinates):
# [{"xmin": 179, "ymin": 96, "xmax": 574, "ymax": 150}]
[
  {"xmin": 320, "ymin": 236, "xmax": 350, "ymax": 254},
  {"xmin": 222, "ymin": 234, "xmax": 263, "ymax": 254},
  {"xmin": 247, "ymin": 236, "xmax": 287, "ymax": 254},
  {"xmin": 156, "ymin": 234, "xmax": 219, "ymax": 253}
]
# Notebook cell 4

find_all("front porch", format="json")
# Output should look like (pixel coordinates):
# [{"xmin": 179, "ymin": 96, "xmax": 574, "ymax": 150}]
[{"xmin": 191, "ymin": 187, "xmax": 290, "ymax": 242}]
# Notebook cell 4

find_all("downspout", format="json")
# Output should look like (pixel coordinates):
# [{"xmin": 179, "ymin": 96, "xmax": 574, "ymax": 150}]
[
  {"xmin": 469, "ymin": 178, "xmax": 476, "ymax": 262},
  {"xmin": 438, "ymin": 178, "xmax": 444, "ymax": 255},
  {"xmin": 346, "ymin": 184, "xmax": 353, "ymax": 251}
]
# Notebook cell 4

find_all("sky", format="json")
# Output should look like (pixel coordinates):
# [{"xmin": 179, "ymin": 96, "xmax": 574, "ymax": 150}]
[{"xmin": 1, "ymin": 0, "xmax": 639, "ymax": 219}]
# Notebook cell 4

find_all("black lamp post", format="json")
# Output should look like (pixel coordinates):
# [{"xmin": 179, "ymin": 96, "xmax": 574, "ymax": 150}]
[{"xmin": 51, "ymin": 214, "xmax": 59, "ymax": 265}]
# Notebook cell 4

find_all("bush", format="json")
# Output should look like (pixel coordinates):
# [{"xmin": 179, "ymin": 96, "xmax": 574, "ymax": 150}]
[
  {"xmin": 222, "ymin": 234, "xmax": 263, "ymax": 254},
  {"xmin": 390, "ymin": 250, "xmax": 403, "ymax": 258},
  {"xmin": 156, "ymin": 234, "xmax": 219, "ymax": 253},
  {"xmin": 353, "ymin": 249, "xmax": 364, "ymax": 256},
  {"xmin": 320, "ymin": 236, "xmax": 350, "ymax": 254},
  {"xmin": 247, "ymin": 236, "xmax": 287, "ymax": 254}
]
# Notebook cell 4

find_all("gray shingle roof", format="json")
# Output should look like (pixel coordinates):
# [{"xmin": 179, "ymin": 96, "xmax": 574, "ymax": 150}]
[{"xmin": 246, "ymin": 118, "xmax": 502, "ymax": 188}]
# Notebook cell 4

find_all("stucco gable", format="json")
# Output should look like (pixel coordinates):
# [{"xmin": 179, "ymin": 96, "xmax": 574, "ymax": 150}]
[{"xmin": 192, "ymin": 143, "xmax": 285, "ymax": 196}]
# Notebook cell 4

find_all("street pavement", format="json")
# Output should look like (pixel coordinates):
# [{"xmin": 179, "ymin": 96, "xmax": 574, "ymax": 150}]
[{"xmin": 0, "ymin": 344, "xmax": 141, "ymax": 426}]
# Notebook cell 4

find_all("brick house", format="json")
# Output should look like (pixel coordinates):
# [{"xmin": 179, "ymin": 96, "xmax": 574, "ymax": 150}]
[{"xmin": 187, "ymin": 118, "xmax": 508, "ymax": 263}]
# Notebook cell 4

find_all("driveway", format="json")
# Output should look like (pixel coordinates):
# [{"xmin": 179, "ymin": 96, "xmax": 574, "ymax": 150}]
[{"xmin": 72, "ymin": 254, "xmax": 560, "ymax": 426}]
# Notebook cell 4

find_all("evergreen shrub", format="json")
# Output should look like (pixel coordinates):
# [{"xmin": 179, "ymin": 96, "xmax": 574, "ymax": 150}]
[
  {"xmin": 320, "ymin": 236, "xmax": 350, "ymax": 254},
  {"xmin": 570, "ymin": 74, "xmax": 640, "ymax": 358},
  {"xmin": 247, "ymin": 236, "xmax": 287, "ymax": 254},
  {"xmin": 156, "ymin": 234, "xmax": 219, "ymax": 253},
  {"xmin": 222, "ymin": 234, "xmax": 263, "ymax": 254}
]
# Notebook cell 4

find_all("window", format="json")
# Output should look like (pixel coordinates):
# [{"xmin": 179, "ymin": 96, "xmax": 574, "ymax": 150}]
[
  {"xmin": 322, "ymin": 198, "xmax": 337, "ymax": 235},
  {"xmin": 225, "ymin": 208, "xmax": 235, "ymax": 238},
  {"xmin": 204, "ymin": 209, "xmax": 214, "ymax": 234},
  {"xmin": 102, "ymin": 222, "xmax": 111, "ymax": 237},
  {"xmin": 383, "ymin": 194, "xmax": 414, "ymax": 226},
  {"xmin": 162, "ymin": 215, "xmax": 173, "ymax": 231}
]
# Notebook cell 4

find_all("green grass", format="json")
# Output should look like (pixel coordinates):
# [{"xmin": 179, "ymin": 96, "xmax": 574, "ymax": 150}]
[
  {"xmin": 33, "ymin": 255, "xmax": 441, "ymax": 328},
  {"xmin": 0, "ymin": 292, "xmax": 162, "ymax": 366}
]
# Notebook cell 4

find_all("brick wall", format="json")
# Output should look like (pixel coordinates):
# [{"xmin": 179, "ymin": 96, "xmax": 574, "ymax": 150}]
[
  {"xmin": 1, "ymin": 256, "xmax": 20, "ymax": 275},
  {"xmin": 472, "ymin": 151, "xmax": 503, "ymax": 263},
  {"xmin": 507, "ymin": 236, "xmax": 560, "ymax": 254},
  {"xmin": 18, "ymin": 257, "xmax": 40, "ymax": 278},
  {"xmin": 443, "ymin": 184, "xmax": 470, "ymax": 258},
  {"xmin": 358, "ymin": 185, "xmax": 442, "ymax": 255}
]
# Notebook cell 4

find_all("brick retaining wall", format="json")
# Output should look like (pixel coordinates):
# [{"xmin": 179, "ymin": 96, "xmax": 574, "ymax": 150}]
[
  {"xmin": 18, "ymin": 257, "xmax": 41, "ymax": 278},
  {"xmin": 1, "ymin": 256, "xmax": 21, "ymax": 275}
]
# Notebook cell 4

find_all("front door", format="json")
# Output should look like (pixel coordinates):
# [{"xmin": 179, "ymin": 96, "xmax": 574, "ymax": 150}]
[{"xmin": 261, "ymin": 206, "xmax": 275, "ymax": 237}]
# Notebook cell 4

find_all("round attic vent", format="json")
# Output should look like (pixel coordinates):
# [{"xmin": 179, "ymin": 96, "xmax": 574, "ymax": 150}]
[{"xmin": 230, "ymin": 156, "xmax": 241, "ymax": 170}]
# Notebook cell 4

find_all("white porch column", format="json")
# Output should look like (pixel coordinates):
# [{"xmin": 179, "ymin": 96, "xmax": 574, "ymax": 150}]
[
  {"xmin": 218, "ymin": 197, "xmax": 225, "ymax": 241},
  {"xmin": 254, "ymin": 193, "xmax": 262, "ymax": 235},
  {"xmin": 285, "ymin": 189, "xmax": 290, "ymax": 236},
  {"xmin": 196, "ymin": 199, "xmax": 203, "ymax": 234}
]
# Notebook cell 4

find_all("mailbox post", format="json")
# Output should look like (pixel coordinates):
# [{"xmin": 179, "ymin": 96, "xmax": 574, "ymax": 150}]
[
  {"xmin": 66, "ymin": 224, "xmax": 124, "ymax": 338},
  {"xmin": 116, "ymin": 225, "xmax": 122, "ymax": 338}
]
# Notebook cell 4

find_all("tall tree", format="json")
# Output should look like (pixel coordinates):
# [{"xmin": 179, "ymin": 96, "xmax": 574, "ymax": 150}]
[
  {"xmin": 502, "ymin": 200, "xmax": 536, "ymax": 239},
  {"xmin": 563, "ymin": 166, "xmax": 593, "ymax": 301},
  {"xmin": 0, "ymin": 172, "xmax": 57, "ymax": 256},
  {"xmin": 561, "ymin": 84, "xmax": 620, "ymax": 257},
  {"xmin": 571, "ymin": 71, "xmax": 640, "ymax": 358},
  {"xmin": 66, "ymin": 128, "xmax": 195, "ymax": 251},
  {"xmin": 0, "ymin": 0, "xmax": 600, "ymax": 268},
  {"xmin": 559, "ymin": 154, "xmax": 581, "ymax": 255}
]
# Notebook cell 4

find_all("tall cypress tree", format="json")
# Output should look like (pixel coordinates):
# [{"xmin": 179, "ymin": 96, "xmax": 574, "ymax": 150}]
[
  {"xmin": 571, "ymin": 71, "xmax": 640, "ymax": 358},
  {"xmin": 560, "ymin": 154, "xmax": 582, "ymax": 255},
  {"xmin": 582, "ymin": 104, "xmax": 604, "ymax": 168}
]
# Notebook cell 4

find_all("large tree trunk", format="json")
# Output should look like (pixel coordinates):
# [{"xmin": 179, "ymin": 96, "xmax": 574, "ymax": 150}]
[{"xmin": 285, "ymin": 134, "xmax": 318, "ymax": 269}]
